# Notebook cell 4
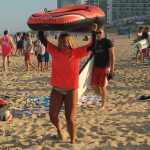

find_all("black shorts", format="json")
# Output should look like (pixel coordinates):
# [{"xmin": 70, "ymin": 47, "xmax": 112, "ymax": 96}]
[
  {"xmin": 37, "ymin": 54, "xmax": 45, "ymax": 62},
  {"xmin": 17, "ymin": 41, "xmax": 23, "ymax": 49}
]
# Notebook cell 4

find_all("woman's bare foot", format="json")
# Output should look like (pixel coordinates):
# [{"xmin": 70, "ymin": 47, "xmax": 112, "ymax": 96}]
[
  {"xmin": 56, "ymin": 129, "xmax": 68, "ymax": 141},
  {"xmin": 97, "ymin": 102, "xmax": 106, "ymax": 111},
  {"xmin": 71, "ymin": 139, "xmax": 76, "ymax": 144},
  {"xmin": 57, "ymin": 130, "xmax": 63, "ymax": 140}
]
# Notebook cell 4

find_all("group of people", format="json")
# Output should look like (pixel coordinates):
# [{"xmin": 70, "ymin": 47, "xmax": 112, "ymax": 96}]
[
  {"xmin": 0, "ymin": 23, "xmax": 115, "ymax": 144},
  {"xmin": 15, "ymin": 31, "xmax": 50, "ymax": 72},
  {"xmin": 0, "ymin": 31, "xmax": 50, "ymax": 72},
  {"xmin": 135, "ymin": 26, "xmax": 150, "ymax": 63}
]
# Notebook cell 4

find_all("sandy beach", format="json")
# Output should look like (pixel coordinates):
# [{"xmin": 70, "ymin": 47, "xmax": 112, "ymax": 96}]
[{"xmin": 0, "ymin": 33, "xmax": 150, "ymax": 150}]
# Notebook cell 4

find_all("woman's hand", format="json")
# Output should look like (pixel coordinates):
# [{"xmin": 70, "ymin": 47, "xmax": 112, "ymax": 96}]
[{"xmin": 91, "ymin": 23, "xmax": 98, "ymax": 32}]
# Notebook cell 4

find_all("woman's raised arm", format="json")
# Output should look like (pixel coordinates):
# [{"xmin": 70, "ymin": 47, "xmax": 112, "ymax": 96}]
[{"xmin": 38, "ymin": 31, "xmax": 48, "ymax": 48}]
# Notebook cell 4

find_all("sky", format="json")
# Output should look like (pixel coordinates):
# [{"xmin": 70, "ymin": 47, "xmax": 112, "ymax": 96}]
[{"xmin": 0, "ymin": 0, "xmax": 57, "ymax": 34}]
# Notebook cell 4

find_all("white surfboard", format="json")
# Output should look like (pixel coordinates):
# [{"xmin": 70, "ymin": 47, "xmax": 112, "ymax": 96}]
[
  {"xmin": 78, "ymin": 54, "xmax": 95, "ymax": 99},
  {"xmin": 136, "ymin": 39, "xmax": 149, "ymax": 50}
]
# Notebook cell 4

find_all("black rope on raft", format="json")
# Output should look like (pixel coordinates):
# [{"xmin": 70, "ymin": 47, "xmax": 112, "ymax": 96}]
[
  {"xmin": 44, "ymin": 8, "xmax": 48, "ymax": 12},
  {"xmin": 86, "ymin": 6, "xmax": 91, "ymax": 12}
]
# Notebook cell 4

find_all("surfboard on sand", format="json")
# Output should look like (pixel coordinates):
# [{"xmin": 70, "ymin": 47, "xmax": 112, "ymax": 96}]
[{"xmin": 78, "ymin": 53, "xmax": 95, "ymax": 99}]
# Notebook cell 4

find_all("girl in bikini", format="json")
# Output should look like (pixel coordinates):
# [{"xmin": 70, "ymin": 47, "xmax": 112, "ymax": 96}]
[{"xmin": 38, "ymin": 24, "xmax": 97, "ymax": 144}]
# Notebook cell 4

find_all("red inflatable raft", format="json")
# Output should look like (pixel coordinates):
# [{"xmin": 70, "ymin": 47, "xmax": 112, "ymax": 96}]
[{"xmin": 27, "ymin": 4, "xmax": 105, "ymax": 31}]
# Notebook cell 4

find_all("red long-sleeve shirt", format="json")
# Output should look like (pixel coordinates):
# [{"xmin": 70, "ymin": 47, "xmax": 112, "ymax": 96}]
[{"xmin": 47, "ymin": 42, "xmax": 90, "ymax": 89}]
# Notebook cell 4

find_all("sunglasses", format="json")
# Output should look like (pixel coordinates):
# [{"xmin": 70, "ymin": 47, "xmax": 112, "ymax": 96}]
[{"xmin": 96, "ymin": 31, "xmax": 102, "ymax": 34}]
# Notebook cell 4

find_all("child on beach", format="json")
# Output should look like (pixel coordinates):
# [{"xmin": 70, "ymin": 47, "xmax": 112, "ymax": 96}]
[
  {"xmin": 38, "ymin": 24, "xmax": 97, "ymax": 144},
  {"xmin": 34, "ymin": 35, "xmax": 46, "ymax": 71},
  {"xmin": 23, "ymin": 32, "xmax": 35, "ymax": 73},
  {"xmin": 0, "ymin": 30, "xmax": 16, "ymax": 72}
]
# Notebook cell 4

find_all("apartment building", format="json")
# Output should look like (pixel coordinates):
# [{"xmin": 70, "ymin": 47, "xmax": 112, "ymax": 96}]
[
  {"xmin": 85, "ymin": 0, "xmax": 100, "ymax": 6},
  {"xmin": 57, "ymin": 0, "xmax": 100, "ymax": 8},
  {"xmin": 57, "ymin": 0, "xmax": 82, "ymax": 8},
  {"xmin": 106, "ymin": 0, "xmax": 150, "ymax": 24}
]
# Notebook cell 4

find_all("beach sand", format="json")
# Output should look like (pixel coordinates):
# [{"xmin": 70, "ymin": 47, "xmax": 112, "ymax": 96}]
[{"xmin": 0, "ymin": 34, "xmax": 150, "ymax": 150}]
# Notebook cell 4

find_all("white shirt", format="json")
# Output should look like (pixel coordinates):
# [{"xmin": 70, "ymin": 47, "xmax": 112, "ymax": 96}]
[
  {"xmin": 34, "ymin": 39, "xmax": 45, "ymax": 55},
  {"xmin": 23, "ymin": 39, "xmax": 32, "ymax": 53}
]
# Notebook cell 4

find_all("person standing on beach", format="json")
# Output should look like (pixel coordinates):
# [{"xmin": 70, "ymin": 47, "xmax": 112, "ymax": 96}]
[
  {"xmin": 136, "ymin": 26, "xmax": 143, "ymax": 41},
  {"xmin": 23, "ymin": 32, "xmax": 35, "ymax": 73},
  {"xmin": 15, "ymin": 32, "xmax": 23, "ymax": 56},
  {"xmin": 0, "ymin": 30, "xmax": 16, "ymax": 72},
  {"xmin": 38, "ymin": 24, "xmax": 97, "ymax": 144},
  {"xmin": 140, "ymin": 27, "xmax": 150, "ymax": 62},
  {"xmin": 135, "ymin": 26, "xmax": 143, "ymax": 62},
  {"xmin": 34, "ymin": 34, "xmax": 46, "ymax": 71},
  {"xmin": 90, "ymin": 26, "xmax": 115, "ymax": 109}
]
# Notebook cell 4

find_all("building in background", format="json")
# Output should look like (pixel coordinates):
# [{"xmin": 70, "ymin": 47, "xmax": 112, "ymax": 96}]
[
  {"xmin": 57, "ymin": 0, "xmax": 81, "ymax": 8},
  {"xmin": 106, "ymin": 0, "xmax": 150, "ymax": 25},
  {"xmin": 85, "ymin": 0, "xmax": 100, "ymax": 6},
  {"xmin": 57, "ymin": 0, "xmax": 100, "ymax": 8}
]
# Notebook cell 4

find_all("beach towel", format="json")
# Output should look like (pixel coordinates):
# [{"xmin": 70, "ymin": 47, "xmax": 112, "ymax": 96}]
[
  {"xmin": 78, "ymin": 95, "xmax": 101, "ymax": 106},
  {"xmin": 14, "ymin": 95, "xmax": 101, "ymax": 116},
  {"xmin": 14, "ymin": 107, "xmax": 49, "ymax": 116},
  {"xmin": 14, "ymin": 96, "xmax": 62, "ymax": 116},
  {"xmin": 26, "ymin": 96, "xmax": 102, "ymax": 108},
  {"xmin": 25, "ymin": 96, "xmax": 50, "ymax": 108}
]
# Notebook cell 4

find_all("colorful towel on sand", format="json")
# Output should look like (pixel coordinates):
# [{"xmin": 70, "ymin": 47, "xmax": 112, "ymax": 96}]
[
  {"xmin": 14, "ymin": 95, "xmax": 101, "ymax": 115},
  {"xmin": 26, "ymin": 96, "xmax": 101, "ymax": 108},
  {"xmin": 78, "ymin": 95, "xmax": 101, "ymax": 106},
  {"xmin": 25, "ymin": 96, "xmax": 50, "ymax": 108},
  {"xmin": 14, "ymin": 97, "xmax": 50, "ymax": 115},
  {"xmin": 14, "ymin": 107, "xmax": 64, "ymax": 116}
]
